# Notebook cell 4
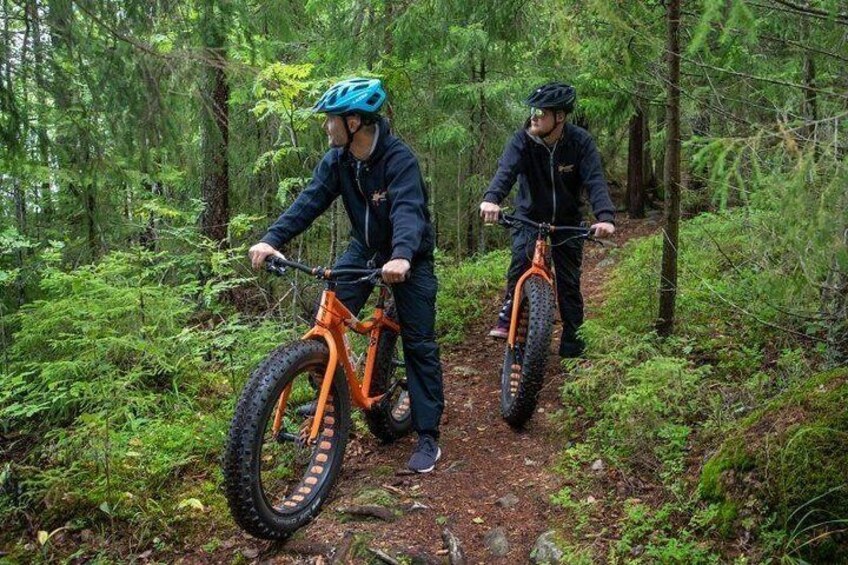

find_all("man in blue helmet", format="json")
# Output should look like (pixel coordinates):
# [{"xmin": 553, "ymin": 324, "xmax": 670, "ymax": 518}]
[
  {"xmin": 249, "ymin": 78, "xmax": 444, "ymax": 473},
  {"xmin": 480, "ymin": 82, "xmax": 616, "ymax": 358}
]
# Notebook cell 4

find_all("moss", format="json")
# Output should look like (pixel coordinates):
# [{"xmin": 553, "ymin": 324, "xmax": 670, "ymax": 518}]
[
  {"xmin": 700, "ymin": 367, "xmax": 848, "ymax": 559},
  {"xmin": 699, "ymin": 438, "xmax": 753, "ymax": 501},
  {"xmin": 714, "ymin": 501, "xmax": 739, "ymax": 538}
]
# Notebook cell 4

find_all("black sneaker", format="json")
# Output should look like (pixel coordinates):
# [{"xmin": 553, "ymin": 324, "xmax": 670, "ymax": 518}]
[
  {"xmin": 407, "ymin": 434, "xmax": 441, "ymax": 473},
  {"xmin": 559, "ymin": 339, "xmax": 585, "ymax": 358}
]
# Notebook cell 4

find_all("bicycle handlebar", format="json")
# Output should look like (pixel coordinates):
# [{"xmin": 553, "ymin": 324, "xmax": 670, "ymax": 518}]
[
  {"xmin": 265, "ymin": 256, "xmax": 384, "ymax": 282},
  {"xmin": 498, "ymin": 213, "xmax": 597, "ymax": 239}
]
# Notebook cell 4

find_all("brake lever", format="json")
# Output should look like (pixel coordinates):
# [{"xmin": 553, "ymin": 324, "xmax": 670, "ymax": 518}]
[{"xmin": 265, "ymin": 259, "xmax": 287, "ymax": 276}]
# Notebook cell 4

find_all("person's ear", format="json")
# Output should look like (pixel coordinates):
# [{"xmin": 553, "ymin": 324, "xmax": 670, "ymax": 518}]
[
  {"xmin": 346, "ymin": 114, "xmax": 362, "ymax": 134},
  {"xmin": 555, "ymin": 111, "xmax": 565, "ymax": 124}
]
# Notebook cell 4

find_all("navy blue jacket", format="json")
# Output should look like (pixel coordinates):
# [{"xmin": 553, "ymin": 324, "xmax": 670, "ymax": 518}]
[
  {"xmin": 261, "ymin": 118, "xmax": 435, "ymax": 263},
  {"xmin": 483, "ymin": 124, "xmax": 615, "ymax": 225}
]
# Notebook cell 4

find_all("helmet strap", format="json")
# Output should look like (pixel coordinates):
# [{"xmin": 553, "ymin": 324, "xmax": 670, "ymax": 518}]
[
  {"xmin": 342, "ymin": 115, "xmax": 360, "ymax": 154},
  {"xmin": 541, "ymin": 111, "xmax": 567, "ymax": 140}
]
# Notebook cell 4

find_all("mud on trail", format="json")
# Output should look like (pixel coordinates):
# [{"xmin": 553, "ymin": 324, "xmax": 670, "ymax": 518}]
[{"xmin": 191, "ymin": 218, "xmax": 656, "ymax": 564}]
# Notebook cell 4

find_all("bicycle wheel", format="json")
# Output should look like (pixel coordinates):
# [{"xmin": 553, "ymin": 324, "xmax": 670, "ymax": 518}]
[
  {"xmin": 364, "ymin": 304, "xmax": 413, "ymax": 443},
  {"xmin": 500, "ymin": 275, "xmax": 556, "ymax": 427},
  {"xmin": 223, "ymin": 340, "xmax": 351, "ymax": 540}
]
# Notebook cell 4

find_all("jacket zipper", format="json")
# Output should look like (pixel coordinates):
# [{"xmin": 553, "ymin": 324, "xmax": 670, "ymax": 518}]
[
  {"xmin": 548, "ymin": 140, "xmax": 559, "ymax": 223},
  {"xmin": 355, "ymin": 161, "xmax": 370, "ymax": 248}
]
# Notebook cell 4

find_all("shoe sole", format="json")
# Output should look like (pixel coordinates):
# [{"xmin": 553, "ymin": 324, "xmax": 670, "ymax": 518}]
[
  {"xmin": 488, "ymin": 331, "xmax": 508, "ymax": 339},
  {"xmin": 412, "ymin": 447, "xmax": 442, "ymax": 474}
]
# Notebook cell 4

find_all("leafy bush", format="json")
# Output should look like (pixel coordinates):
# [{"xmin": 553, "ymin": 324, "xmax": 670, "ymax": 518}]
[
  {"xmin": 0, "ymin": 247, "xmax": 295, "ymax": 544},
  {"xmin": 435, "ymin": 249, "xmax": 510, "ymax": 344},
  {"xmin": 554, "ymin": 211, "xmax": 835, "ymax": 561}
]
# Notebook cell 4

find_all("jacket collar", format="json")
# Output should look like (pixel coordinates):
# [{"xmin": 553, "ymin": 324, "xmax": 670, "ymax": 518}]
[
  {"xmin": 525, "ymin": 122, "xmax": 568, "ymax": 148},
  {"xmin": 342, "ymin": 117, "xmax": 393, "ymax": 164}
]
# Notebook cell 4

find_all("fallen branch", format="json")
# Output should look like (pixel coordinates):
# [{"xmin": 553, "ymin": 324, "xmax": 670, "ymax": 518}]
[
  {"xmin": 331, "ymin": 531, "xmax": 355, "ymax": 564},
  {"xmin": 368, "ymin": 548, "xmax": 401, "ymax": 565}
]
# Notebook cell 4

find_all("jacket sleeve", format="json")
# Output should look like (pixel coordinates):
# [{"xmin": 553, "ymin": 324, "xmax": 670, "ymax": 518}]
[
  {"xmin": 260, "ymin": 152, "xmax": 340, "ymax": 249},
  {"xmin": 578, "ymin": 136, "xmax": 616, "ymax": 224},
  {"xmin": 483, "ymin": 131, "xmax": 525, "ymax": 204},
  {"xmin": 386, "ymin": 151, "xmax": 428, "ymax": 262}
]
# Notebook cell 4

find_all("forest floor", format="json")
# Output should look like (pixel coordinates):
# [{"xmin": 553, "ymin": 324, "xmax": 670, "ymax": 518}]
[{"xmin": 181, "ymin": 217, "xmax": 660, "ymax": 565}]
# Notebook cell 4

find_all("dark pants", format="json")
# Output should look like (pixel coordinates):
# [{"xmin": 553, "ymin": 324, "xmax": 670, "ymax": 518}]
[
  {"xmin": 500, "ymin": 227, "xmax": 585, "ymax": 355},
  {"xmin": 332, "ymin": 240, "xmax": 444, "ymax": 438}
]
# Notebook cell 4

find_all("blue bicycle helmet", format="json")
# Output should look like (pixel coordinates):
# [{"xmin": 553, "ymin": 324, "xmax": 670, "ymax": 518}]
[{"xmin": 312, "ymin": 78, "xmax": 386, "ymax": 115}]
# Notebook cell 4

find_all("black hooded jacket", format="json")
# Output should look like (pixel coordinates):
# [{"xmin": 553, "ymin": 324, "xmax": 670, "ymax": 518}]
[
  {"xmin": 261, "ymin": 118, "xmax": 434, "ymax": 263},
  {"xmin": 483, "ymin": 123, "xmax": 615, "ymax": 225}
]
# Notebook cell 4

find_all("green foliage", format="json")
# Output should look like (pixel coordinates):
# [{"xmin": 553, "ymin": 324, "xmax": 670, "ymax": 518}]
[
  {"xmin": 0, "ymin": 246, "xmax": 295, "ymax": 547},
  {"xmin": 435, "ymin": 249, "xmax": 510, "ymax": 344},
  {"xmin": 699, "ymin": 368, "xmax": 848, "ymax": 561},
  {"xmin": 555, "ymin": 210, "xmax": 836, "ymax": 561}
]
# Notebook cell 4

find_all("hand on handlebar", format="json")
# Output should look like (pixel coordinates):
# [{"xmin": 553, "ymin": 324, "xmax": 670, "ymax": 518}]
[
  {"xmin": 480, "ymin": 201, "xmax": 501, "ymax": 224},
  {"xmin": 590, "ymin": 222, "xmax": 616, "ymax": 238},
  {"xmin": 249, "ymin": 242, "xmax": 286, "ymax": 270},
  {"xmin": 382, "ymin": 258, "xmax": 411, "ymax": 284}
]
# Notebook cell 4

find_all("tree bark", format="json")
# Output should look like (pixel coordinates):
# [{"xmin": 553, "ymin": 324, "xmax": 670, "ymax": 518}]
[
  {"xmin": 656, "ymin": 0, "xmax": 681, "ymax": 337},
  {"xmin": 199, "ymin": 0, "xmax": 230, "ymax": 245},
  {"xmin": 643, "ymin": 110, "xmax": 656, "ymax": 194}
]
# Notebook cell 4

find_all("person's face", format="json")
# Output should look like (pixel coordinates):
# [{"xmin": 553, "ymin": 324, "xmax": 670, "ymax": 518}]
[
  {"xmin": 527, "ymin": 107, "xmax": 562, "ymax": 137},
  {"xmin": 322, "ymin": 114, "xmax": 360, "ymax": 147}
]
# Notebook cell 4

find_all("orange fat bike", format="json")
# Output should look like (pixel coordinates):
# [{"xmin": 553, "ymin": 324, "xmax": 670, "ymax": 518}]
[
  {"xmin": 223, "ymin": 257, "xmax": 410, "ymax": 540},
  {"xmin": 498, "ymin": 214, "xmax": 596, "ymax": 427}
]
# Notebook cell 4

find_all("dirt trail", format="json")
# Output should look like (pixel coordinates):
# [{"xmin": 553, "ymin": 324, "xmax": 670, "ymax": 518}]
[{"xmin": 194, "ymin": 217, "xmax": 657, "ymax": 564}]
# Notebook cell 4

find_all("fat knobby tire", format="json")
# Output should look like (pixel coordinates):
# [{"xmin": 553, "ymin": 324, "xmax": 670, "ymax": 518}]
[
  {"xmin": 223, "ymin": 340, "xmax": 351, "ymax": 540},
  {"xmin": 364, "ymin": 305, "xmax": 413, "ymax": 443},
  {"xmin": 500, "ymin": 275, "xmax": 556, "ymax": 427}
]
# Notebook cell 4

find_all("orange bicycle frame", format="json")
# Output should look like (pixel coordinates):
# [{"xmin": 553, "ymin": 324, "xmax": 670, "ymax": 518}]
[
  {"xmin": 271, "ymin": 286, "xmax": 400, "ymax": 445},
  {"xmin": 507, "ymin": 236, "xmax": 554, "ymax": 347}
]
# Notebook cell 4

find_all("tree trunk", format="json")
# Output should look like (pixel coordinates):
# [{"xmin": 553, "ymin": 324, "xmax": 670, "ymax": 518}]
[
  {"xmin": 476, "ymin": 57, "xmax": 487, "ymax": 255},
  {"xmin": 654, "ymin": 110, "xmax": 666, "ymax": 201},
  {"xmin": 29, "ymin": 0, "xmax": 54, "ymax": 230},
  {"xmin": 656, "ymin": 0, "xmax": 681, "ymax": 337},
  {"xmin": 627, "ymin": 106, "xmax": 645, "ymax": 218},
  {"xmin": 643, "ymin": 109, "xmax": 656, "ymax": 195},
  {"xmin": 199, "ymin": 0, "xmax": 230, "ymax": 245}
]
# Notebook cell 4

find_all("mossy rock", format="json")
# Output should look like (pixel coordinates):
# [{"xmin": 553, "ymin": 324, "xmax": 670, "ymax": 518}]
[{"xmin": 699, "ymin": 367, "xmax": 848, "ymax": 557}]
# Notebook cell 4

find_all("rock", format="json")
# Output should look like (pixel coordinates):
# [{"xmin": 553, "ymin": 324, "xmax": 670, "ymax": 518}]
[
  {"xmin": 336, "ymin": 505, "xmax": 396, "ymax": 521},
  {"xmin": 441, "ymin": 528, "xmax": 466, "ymax": 565},
  {"xmin": 241, "ymin": 547, "xmax": 260, "ymax": 559},
  {"xmin": 524, "ymin": 457, "xmax": 538, "ymax": 466},
  {"xmin": 597, "ymin": 257, "xmax": 616, "ymax": 269},
  {"xmin": 483, "ymin": 528, "xmax": 509, "ymax": 557},
  {"xmin": 495, "ymin": 493, "xmax": 520, "ymax": 509},
  {"xmin": 590, "ymin": 459, "xmax": 606, "ymax": 472},
  {"xmin": 631, "ymin": 544, "xmax": 645, "ymax": 557},
  {"xmin": 530, "ymin": 531, "xmax": 564, "ymax": 564},
  {"xmin": 406, "ymin": 501, "xmax": 429, "ymax": 512}
]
